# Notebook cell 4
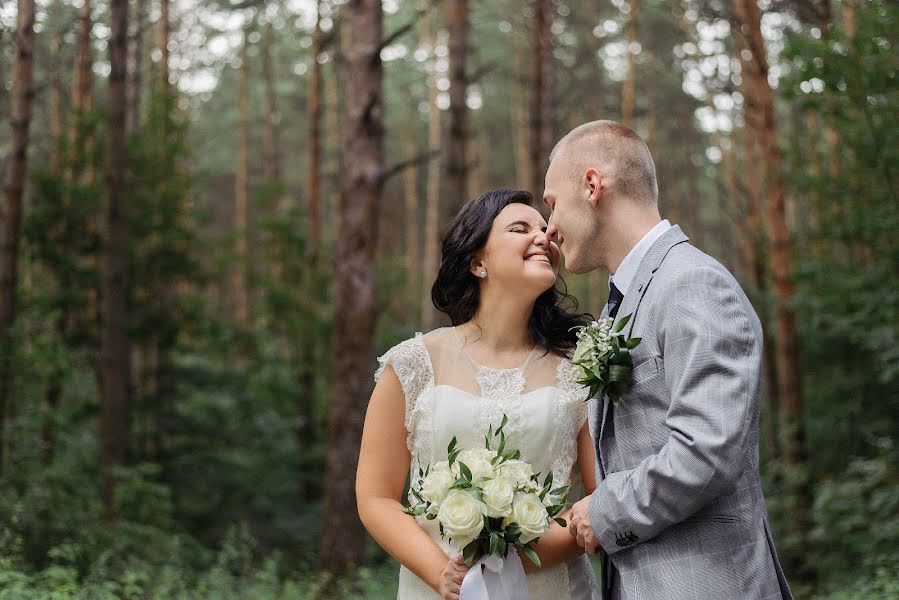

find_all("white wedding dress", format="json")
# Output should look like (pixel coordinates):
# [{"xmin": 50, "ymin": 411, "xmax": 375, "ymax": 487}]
[{"xmin": 375, "ymin": 327, "xmax": 601, "ymax": 599}]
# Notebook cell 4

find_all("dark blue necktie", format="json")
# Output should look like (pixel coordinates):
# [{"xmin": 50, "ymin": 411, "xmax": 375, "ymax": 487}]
[{"xmin": 606, "ymin": 281, "xmax": 624, "ymax": 319}]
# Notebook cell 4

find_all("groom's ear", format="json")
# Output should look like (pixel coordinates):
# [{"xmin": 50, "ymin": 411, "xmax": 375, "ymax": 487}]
[{"xmin": 585, "ymin": 168, "xmax": 604, "ymax": 207}]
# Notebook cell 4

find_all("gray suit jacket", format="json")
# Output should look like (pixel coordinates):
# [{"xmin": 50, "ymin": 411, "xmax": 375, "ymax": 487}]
[{"xmin": 587, "ymin": 226, "xmax": 792, "ymax": 600}]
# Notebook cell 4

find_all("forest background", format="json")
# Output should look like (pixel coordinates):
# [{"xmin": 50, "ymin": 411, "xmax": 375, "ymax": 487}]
[{"xmin": 0, "ymin": 0, "xmax": 896, "ymax": 598}]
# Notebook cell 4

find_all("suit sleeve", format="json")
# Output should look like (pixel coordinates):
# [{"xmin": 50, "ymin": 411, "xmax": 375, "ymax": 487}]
[{"xmin": 588, "ymin": 266, "xmax": 761, "ymax": 554}]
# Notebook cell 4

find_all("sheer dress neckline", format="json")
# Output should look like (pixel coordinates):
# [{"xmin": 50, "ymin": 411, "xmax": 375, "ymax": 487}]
[{"xmin": 451, "ymin": 325, "xmax": 539, "ymax": 372}]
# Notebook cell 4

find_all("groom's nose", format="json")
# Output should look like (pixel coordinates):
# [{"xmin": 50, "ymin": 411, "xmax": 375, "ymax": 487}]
[{"xmin": 545, "ymin": 221, "xmax": 559, "ymax": 242}]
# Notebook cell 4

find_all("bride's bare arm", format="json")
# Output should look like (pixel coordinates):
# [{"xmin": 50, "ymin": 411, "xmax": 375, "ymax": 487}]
[
  {"xmin": 521, "ymin": 422, "xmax": 597, "ymax": 572},
  {"xmin": 356, "ymin": 365, "xmax": 464, "ymax": 595}
]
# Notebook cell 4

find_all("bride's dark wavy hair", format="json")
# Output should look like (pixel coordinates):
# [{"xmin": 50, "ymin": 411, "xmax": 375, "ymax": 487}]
[{"xmin": 431, "ymin": 188, "xmax": 592, "ymax": 357}]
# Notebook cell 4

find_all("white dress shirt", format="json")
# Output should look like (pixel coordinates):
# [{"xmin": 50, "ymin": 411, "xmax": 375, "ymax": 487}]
[{"xmin": 609, "ymin": 219, "xmax": 672, "ymax": 295}]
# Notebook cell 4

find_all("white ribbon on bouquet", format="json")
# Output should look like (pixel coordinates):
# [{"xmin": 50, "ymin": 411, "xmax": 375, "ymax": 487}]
[{"xmin": 459, "ymin": 547, "xmax": 529, "ymax": 600}]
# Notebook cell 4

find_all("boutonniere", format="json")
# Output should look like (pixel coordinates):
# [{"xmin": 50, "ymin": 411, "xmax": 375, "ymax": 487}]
[{"xmin": 571, "ymin": 314, "xmax": 642, "ymax": 406}]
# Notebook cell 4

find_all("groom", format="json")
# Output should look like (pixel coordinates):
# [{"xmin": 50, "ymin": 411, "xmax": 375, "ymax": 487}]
[{"xmin": 543, "ymin": 121, "xmax": 793, "ymax": 600}]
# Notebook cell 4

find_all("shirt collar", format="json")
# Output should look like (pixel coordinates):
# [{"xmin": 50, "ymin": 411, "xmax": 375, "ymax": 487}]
[{"xmin": 609, "ymin": 220, "xmax": 672, "ymax": 296}]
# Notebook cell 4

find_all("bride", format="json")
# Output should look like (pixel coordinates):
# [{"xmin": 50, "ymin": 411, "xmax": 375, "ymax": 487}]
[{"xmin": 356, "ymin": 189, "xmax": 601, "ymax": 599}]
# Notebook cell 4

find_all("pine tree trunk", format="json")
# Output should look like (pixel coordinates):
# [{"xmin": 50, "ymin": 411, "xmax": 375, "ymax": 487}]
[
  {"xmin": 512, "ymin": 49, "xmax": 531, "ymax": 191},
  {"xmin": 261, "ymin": 21, "xmax": 281, "ymax": 189},
  {"xmin": 101, "ymin": 0, "xmax": 130, "ymax": 516},
  {"xmin": 50, "ymin": 34, "xmax": 64, "ymax": 172},
  {"xmin": 530, "ymin": 0, "xmax": 554, "ymax": 195},
  {"xmin": 403, "ymin": 125, "xmax": 421, "ymax": 307},
  {"xmin": 420, "ymin": 21, "xmax": 443, "ymax": 330},
  {"xmin": 158, "ymin": 0, "xmax": 170, "ymax": 94},
  {"xmin": 735, "ymin": 0, "xmax": 806, "ymax": 554},
  {"xmin": 307, "ymin": 1, "xmax": 324, "ymax": 256},
  {"xmin": 69, "ymin": 0, "xmax": 94, "ymax": 185},
  {"xmin": 0, "ymin": 0, "xmax": 36, "ymax": 475},
  {"xmin": 319, "ymin": 0, "xmax": 383, "ymax": 573},
  {"xmin": 233, "ymin": 31, "xmax": 251, "ymax": 326},
  {"xmin": 621, "ymin": 0, "xmax": 638, "ymax": 127},
  {"xmin": 127, "ymin": 0, "xmax": 145, "ymax": 133},
  {"xmin": 444, "ymin": 0, "xmax": 469, "ymax": 219}
]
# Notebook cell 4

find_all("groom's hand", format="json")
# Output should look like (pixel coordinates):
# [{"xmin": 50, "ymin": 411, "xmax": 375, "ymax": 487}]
[{"xmin": 568, "ymin": 496, "xmax": 600, "ymax": 554}]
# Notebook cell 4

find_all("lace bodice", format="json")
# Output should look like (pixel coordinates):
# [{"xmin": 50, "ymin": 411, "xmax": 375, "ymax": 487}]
[{"xmin": 374, "ymin": 327, "xmax": 599, "ymax": 599}]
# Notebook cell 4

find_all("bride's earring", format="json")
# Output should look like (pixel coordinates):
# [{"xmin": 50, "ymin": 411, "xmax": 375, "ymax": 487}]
[{"xmin": 479, "ymin": 269, "xmax": 488, "ymax": 279}]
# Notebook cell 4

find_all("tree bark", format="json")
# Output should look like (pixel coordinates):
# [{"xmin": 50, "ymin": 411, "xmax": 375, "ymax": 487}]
[
  {"xmin": 50, "ymin": 33, "xmax": 64, "ymax": 172},
  {"xmin": 307, "ymin": 1, "xmax": 324, "ymax": 257},
  {"xmin": 621, "ymin": 0, "xmax": 639, "ymax": 128},
  {"xmin": 530, "ymin": 0, "xmax": 554, "ymax": 196},
  {"xmin": 734, "ymin": 0, "xmax": 806, "ymax": 553},
  {"xmin": 127, "ymin": 0, "xmax": 146, "ymax": 133},
  {"xmin": 403, "ymin": 123, "xmax": 421, "ymax": 307},
  {"xmin": 158, "ymin": 0, "xmax": 170, "ymax": 95},
  {"xmin": 444, "ymin": 0, "xmax": 469, "ymax": 219},
  {"xmin": 261, "ymin": 21, "xmax": 281, "ymax": 189},
  {"xmin": 72, "ymin": 0, "xmax": 94, "ymax": 114},
  {"xmin": 0, "ymin": 0, "xmax": 37, "ymax": 475},
  {"xmin": 101, "ymin": 0, "xmax": 130, "ymax": 516},
  {"xmin": 319, "ymin": 0, "xmax": 383, "ymax": 572},
  {"xmin": 233, "ymin": 30, "xmax": 251, "ymax": 326},
  {"xmin": 69, "ymin": 0, "xmax": 94, "ymax": 185},
  {"xmin": 420, "ymin": 21, "xmax": 443, "ymax": 330}
]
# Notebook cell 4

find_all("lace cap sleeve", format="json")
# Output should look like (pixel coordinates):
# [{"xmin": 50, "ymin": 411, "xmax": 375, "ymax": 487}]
[
  {"xmin": 557, "ymin": 358, "xmax": 590, "ymax": 405},
  {"xmin": 374, "ymin": 332, "xmax": 433, "ymax": 431},
  {"xmin": 548, "ymin": 358, "xmax": 591, "ymax": 485}
]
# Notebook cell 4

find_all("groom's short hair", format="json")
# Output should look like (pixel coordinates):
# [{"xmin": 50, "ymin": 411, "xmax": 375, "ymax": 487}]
[{"xmin": 550, "ymin": 120, "xmax": 658, "ymax": 205}]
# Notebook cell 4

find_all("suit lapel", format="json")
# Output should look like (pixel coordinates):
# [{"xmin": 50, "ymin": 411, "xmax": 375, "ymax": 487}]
[{"xmin": 596, "ymin": 225, "xmax": 690, "ymax": 458}]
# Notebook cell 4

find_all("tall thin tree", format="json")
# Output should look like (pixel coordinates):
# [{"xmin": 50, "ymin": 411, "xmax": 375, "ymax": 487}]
[
  {"xmin": 0, "ymin": 0, "xmax": 37, "ymax": 474},
  {"xmin": 307, "ymin": 0, "xmax": 325, "ymax": 257},
  {"xmin": 233, "ymin": 26, "xmax": 251, "ymax": 326},
  {"xmin": 319, "ymin": 0, "xmax": 383, "ymax": 572},
  {"xmin": 529, "ymin": 0, "xmax": 554, "ymax": 195},
  {"xmin": 420, "ymin": 21, "xmax": 443, "ymax": 329},
  {"xmin": 734, "ymin": 0, "xmax": 807, "ymax": 554},
  {"xmin": 444, "ymin": 0, "xmax": 469, "ymax": 219},
  {"xmin": 101, "ymin": 0, "xmax": 130, "ymax": 515},
  {"xmin": 127, "ymin": 0, "xmax": 146, "ymax": 133},
  {"xmin": 621, "ymin": 0, "xmax": 639, "ymax": 127},
  {"xmin": 261, "ymin": 20, "xmax": 281, "ymax": 191}
]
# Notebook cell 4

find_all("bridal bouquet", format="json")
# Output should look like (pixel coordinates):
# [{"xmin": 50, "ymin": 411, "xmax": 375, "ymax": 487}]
[{"xmin": 404, "ymin": 415, "xmax": 569, "ymax": 569}]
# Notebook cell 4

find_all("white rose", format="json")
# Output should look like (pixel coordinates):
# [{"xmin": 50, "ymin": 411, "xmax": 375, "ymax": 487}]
[
  {"xmin": 420, "ymin": 462, "xmax": 455, "ymax": 510},
  {"xmin": 457, "ymin": 448, "xmax": 496, "ymax": 485},
  {"xmin": 481, "ymin": 477, "xmax": 515, "ymax": 518},
  {"xmin": 504, "ymin": 492, "xmax": 551, "ymax": 544},
  {"xmin": 497, "ymin": 459, "xmax": 534, "ymax": 488},
  {"xmin": 437, "ymin": 489, "xmax": 486, "ymax": 551}
]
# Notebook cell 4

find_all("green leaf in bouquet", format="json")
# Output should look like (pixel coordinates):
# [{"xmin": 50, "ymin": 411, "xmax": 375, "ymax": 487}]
[
  {"xmin": 497, "ymin": 431, "xmax": 506, "ymax": 456},
  {"xmin": 614, "ymin": 313, "xmax": 631, "ymax": 332},
  {"xmin": 448, "ymin": 436, "xmax": 457, "ymax": 455},
  {"xmin": 626, "ymin": 337, "xmax": 642, "ymax": 349},
  {"xmin": 459, "ymin": 461, "xmax": 473, "ymax": 482},
  {"xmin": 521, "ymin": 544, "xmax": 541, "ymax": 568},
  {"xmin": 497, "ymin": 535, "xmax": 508, "ymax": 557},
  {"xmin": 508, "ymin": 449, "xmax": 521, "ymax": 461},
  {"xmin": 463, "ymin": 541, "xmax": 478, "ymax": 566},
  {"xmin": 498, "ymin": 414, "xmax": 509, "ymax": 433},
  {"xmin": 550, "ymin": 485, "xmax": 570, "ymax": 499},
  {"xmin": 489, "ymin": 532, "xmax": 499, "ymax": 556},
  {"xmin": 410, "ymin": 486, "xmax": 424, "ymax": 503},
  {"xmin": 546, "ymin": 503, "xmax": 565, "ymax": 516},
  {"xmin": 554, "ymin": 517, "xmax": 567, "ymax": 528},
  {"xmin": 426, "ymin": 513, "xmax": 437, "ymax": 520},
  {"xmin": 543, "ymin": 470, "xmax": 554, "ymax": 490}
]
